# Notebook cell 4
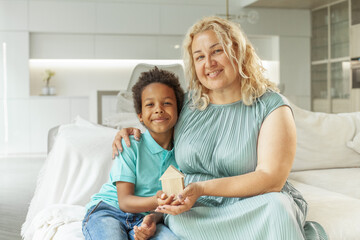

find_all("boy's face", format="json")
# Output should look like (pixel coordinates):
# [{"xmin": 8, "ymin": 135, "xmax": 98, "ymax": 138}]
[{"xmin": 138, "ymin": 83, "xmax": 178, "ymax": 138}]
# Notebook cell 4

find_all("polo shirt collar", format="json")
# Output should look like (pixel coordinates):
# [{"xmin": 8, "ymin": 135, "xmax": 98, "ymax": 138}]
[{"xmin": 143, "ymin": 130, "xmax": 174, "ymax": 154}]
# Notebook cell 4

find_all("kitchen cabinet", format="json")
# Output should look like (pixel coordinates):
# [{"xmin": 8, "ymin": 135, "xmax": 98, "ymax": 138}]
[
  {"xmin": 350, "ymin": 24, "xmax": 360, "ymax": 58},
  {"xmin": 330, "ymin": 2, "xmax": 350, "ymax": 59},
  {"xmin": 156, "ymin": 36, "xmax": 183, "ymax": 59},
  {"xmin": 351, "ymin": 0, "xmax": 360, "ymax": 25},
  {"xmin": 0, "ymin": 32, "xmax": 29, "ymax": 98},
  {"xmin": 159, "ymin": 4, "xmax": 218, "ymax": 35},
  {"xmin": 311, "ymin": 0, "xmax": 351, "ymax": 113},
  {"xmin": 94, "ymin": 35, "xmax": 157, "ymax": 59},
  {"xmin": 30, "ymin": 33, "xmax": 95, "ymax": 59},
  {"xmin": 311, "ymin": 8, "xmax": 328, "ymax": 61},
  {"xmin": 28, "ymin": 96, "xmax": 89, "ymax": 153},
  {"xmin": 0, "ymin": 1, "xmax": 27, "ymax": 31},
  {"xmin": 96, "ymin": 3, "xmax": 160, "ymax": 34},
  {"xmin": 0, "ymin": 97, "xmax": 89, "ymax": 154},
  {"xmin": 29, "ymin": 98, "xmax": 71, "ymax": 152},
  {"xmin": 0, "ymin": 99, "xmax": 31, "ymax": 153},
  {"xmin": 28, "ymin": 1, "xmax": 96, "ymax": 33},
  {"xmin": 30, "ymin": 33, "xmax": 183, "ymax": 60}
]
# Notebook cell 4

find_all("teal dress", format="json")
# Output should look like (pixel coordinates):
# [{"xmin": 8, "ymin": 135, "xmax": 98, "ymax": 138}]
[{"xmin": 165, "ymin": 91, "xmax": 328, "ymax": 240}]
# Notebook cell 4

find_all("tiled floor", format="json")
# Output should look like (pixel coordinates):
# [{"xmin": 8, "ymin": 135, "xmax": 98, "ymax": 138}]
[{"xmin": 0, "ymin": 154, "xmax": 46, "ymax": 240}]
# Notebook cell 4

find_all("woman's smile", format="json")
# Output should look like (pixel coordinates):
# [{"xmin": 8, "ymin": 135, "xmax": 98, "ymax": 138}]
[{"xmin": 207, "ymin": 69, "xmax": 223, "ymax": 78}]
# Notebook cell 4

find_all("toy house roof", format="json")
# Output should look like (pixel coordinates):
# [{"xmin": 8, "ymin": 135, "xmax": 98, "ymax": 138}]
[{"xmin": 160, "ymin": 165, "xmax": 184, "ymax": 180}]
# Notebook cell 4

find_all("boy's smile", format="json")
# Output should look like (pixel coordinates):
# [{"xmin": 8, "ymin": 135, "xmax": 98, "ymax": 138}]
[{"xmin": 138, "ymin": 83, "xmax": 178, "ymax": 149}]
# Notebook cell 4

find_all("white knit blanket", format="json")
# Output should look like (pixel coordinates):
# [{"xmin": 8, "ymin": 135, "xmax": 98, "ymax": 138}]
[
  {"xmin": 23, "ymin": 204, "xmax": 85, "ymax": 240},
  {"xmin": 21, "ymin": 117, "xmax": 121, "ymax": 240}
]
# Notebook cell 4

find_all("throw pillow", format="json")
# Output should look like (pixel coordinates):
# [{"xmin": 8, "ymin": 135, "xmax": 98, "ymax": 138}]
[
  {"xmin": 291, "ymin": 103, "xmax": 360, "ymax": 171},
  {"xmin": 347, "ymin": 132, "xmax": 360, "ymax": 154},
  {"xmin": 116, "ymin": 90, "xmax": 134, "ymax": 113}
]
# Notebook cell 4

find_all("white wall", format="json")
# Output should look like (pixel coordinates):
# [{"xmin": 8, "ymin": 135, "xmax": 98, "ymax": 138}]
[
  {"xmin": 0, "ymin": 0, "xmax": 311, "ymax": 154},
  {"xmin": 280, "ymin": 37, "xmax": 311, "ymax": 109}
]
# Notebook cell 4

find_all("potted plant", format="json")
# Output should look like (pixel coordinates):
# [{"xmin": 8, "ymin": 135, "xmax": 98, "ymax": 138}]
[{"xmin": 42, "ymin": 69, "xmax": 56, "ymax": 95}]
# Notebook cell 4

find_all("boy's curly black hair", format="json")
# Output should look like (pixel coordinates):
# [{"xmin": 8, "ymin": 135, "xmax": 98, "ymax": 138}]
[{"xmin": 132, "ymin": 67, "xmax": 185, "ymax": 116}]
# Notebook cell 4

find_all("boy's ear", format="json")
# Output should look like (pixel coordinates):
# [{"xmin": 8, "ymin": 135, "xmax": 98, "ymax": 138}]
[{"xmin": 137, "ymin": 113, "xmax": 143, "ymax": 123}]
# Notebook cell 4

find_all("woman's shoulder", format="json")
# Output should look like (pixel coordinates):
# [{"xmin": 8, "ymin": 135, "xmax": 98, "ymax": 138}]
[
  {"xmin": 183, "ymin": 91, "xmax": 191, "ymax": 104},
  {"xmin": 258, "ymin": 90, "xmax": 289, "ymax": 107},
  {"xmin": 256, "ymin": 90, "xmax": 291, "ymax": 118}
]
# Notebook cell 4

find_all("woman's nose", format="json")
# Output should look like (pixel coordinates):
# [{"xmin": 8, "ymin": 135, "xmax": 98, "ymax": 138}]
[{"xmin": 205, "ymin": 56, "xmax": 215, "ymax": 68}]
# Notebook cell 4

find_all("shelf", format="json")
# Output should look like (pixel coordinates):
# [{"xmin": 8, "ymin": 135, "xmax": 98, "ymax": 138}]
[
  {"xmin": 312, "ymin": 25, "xmax": 328, "ymax": 30},
  {"xmin": 311, "ymin": 80, "xmax": 327, "ymax": 83},
  {"xmin": 330, "ymin": 19, "xmax": 349, "ymax": 26},
  {"xmin": 331, "ymin": 41, "xmax": 349, "ymax": 46},
  {"xmin": 311, "ymin": 43, "xmax": 327, "ymax": 48}
]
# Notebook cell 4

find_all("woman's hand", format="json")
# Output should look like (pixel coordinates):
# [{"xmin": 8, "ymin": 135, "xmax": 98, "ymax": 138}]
[
  {"xmin": 155, "ymin": 182, "xmax": 204, "ymax": 215},
  {"xmin": 134, "ymin": 214, "xmax": 157, "ymax": 240},
  {"xmin": 112, "ymin": 127, "xmax": 142, "ymax": 158},
  {"xmin": 156, "ymin": 191, "xmax": 182, "ymax": 206}
]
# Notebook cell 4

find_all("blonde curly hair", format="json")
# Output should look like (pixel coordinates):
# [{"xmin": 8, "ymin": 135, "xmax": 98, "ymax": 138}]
[{"xmin": 183, "ymin": 16, "xmax": 278, "ymax": 110}]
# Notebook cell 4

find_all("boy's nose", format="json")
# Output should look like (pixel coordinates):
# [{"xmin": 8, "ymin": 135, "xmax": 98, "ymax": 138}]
[{"xmin": 155, "ymin": 106, "xmax": 164, "ymax": 114}]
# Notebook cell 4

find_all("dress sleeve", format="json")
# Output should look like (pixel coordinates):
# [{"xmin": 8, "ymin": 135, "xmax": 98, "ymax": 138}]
[
  {"xmin": 259, "ymin": 91, "xmax": 292, "ymax": 120},
  {"xmin": 110, "ymin": 138, "xmax": 138, "ymax": 186}
]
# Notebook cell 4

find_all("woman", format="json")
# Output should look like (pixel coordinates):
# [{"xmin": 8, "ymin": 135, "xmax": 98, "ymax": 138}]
[{"xmin": 113, "ymin": 16, "xmax": 327, "ymax": 240}]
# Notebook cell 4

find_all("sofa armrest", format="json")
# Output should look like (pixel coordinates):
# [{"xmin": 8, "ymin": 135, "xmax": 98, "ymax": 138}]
[{"xmin": 47, "ymin": 126, "xmax": 60, "ymax": 154}]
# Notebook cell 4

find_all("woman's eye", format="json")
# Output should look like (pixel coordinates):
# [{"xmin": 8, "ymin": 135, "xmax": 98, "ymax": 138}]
[
  {"xmin": 195, "ymin": 55, "xmax": 204, "ymax": 61},
  {"xmin": 214, "ymin": 49, "xmax": 223, "ymax": 54}
]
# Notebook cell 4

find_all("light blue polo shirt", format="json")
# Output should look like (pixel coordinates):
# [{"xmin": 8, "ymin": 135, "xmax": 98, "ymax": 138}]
[{"xmin": 86, "ymin": 130, "xmax": 178, "ymax": 213}]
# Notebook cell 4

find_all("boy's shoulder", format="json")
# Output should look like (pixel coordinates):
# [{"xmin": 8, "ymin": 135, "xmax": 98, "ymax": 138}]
[{"xmin": 120, "ymin": 134, "xmax": 143, "ymax": 152}]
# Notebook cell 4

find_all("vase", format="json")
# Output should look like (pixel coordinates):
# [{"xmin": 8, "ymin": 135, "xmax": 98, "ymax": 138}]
[
  {"xmin": 41, "ymin": 86, "xmax": 50, "ymax": 95},
  {"xmin": 49, "ymin": 87, "xmax": 56, "ymax": 95}
]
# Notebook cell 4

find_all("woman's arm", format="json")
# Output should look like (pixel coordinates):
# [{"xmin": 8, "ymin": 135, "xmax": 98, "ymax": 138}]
[
  {"xmin": 112, "ymin": 128, "xmax": 142, "ymax": 158},
  {"xmin": 201, "ymin": 105, "xmax": 296, "ymax": 196},
  {"xmin": 156, "ymin": 106, "xmax": 296, "ymax": 215},
  {"xmin": 116, "ymin": 182, "xmax": 161, "ymax": 213}
]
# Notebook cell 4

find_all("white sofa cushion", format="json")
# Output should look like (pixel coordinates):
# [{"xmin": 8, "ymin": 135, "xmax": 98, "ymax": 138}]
[
  {"xmin": 289, "ymin": 168, "xmax": 360, "ymax": 199},
  {"xmin": 291, "ymin": 103, "xmax": 360, "ymax": 171},
  {"xmin": 289, "ymin": 179, "xmax": 360, "ymax": 240}
]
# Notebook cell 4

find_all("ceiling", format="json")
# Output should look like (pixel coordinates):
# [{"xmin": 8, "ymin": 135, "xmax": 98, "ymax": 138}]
[{"xmin": 245, "ymin": 0, "xmax": 344, "ymax": 9}]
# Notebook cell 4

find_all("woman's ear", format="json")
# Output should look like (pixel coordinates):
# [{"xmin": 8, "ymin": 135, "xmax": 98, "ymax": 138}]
[{"xmin": 137, "ymin": 113, "xmax": 143, "ymax": 123}]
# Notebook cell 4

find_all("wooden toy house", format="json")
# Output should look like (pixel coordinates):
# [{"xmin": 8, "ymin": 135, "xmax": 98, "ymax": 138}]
[{"xmin": 160, "ymin": 165, "xmax": 185, "ymax": 199}]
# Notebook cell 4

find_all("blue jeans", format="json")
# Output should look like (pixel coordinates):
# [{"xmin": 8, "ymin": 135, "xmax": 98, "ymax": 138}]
[{"xmin": 82, "ymin": 201, "xmax": 178, "ymax": 240}]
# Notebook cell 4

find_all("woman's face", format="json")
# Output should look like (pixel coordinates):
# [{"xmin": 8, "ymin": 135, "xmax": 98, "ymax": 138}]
[{"xmin": 191, "ymin": 30, "xmax": 240, "ymax": 95}]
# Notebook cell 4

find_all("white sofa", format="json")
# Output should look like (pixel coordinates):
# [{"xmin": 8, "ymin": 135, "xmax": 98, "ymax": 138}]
[
  {"xmin": 21, "ymin": 104, "xmax": 360, "ymax": 240},
  {"xmin": 288, "ymin": 103, "xmax": 360, "ymax": 240}
]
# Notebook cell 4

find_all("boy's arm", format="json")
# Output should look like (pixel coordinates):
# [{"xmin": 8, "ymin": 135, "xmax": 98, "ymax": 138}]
[
  {"xmin": 134, "ymin": 212, "xmax": 163, "ymax": 240},
  {"xmin": 116, "ymin": 182, "xmax": 162, "ymax": 213}
]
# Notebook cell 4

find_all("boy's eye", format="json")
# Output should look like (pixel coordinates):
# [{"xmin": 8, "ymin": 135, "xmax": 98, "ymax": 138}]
[
  {"xmin": 164, "ymin": 102, "xmax": 172, "ymax": 105},
  {"xmin": 145, "ymin": 103, "xmax": 154, "ymax": 107}
]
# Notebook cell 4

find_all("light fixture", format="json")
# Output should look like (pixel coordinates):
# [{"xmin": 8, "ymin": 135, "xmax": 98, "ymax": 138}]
[
  {"xmin": 29, "ymin": 59, "xmax": 184, "ymax": 69},
  {"xmin": 2, "ymin": 42, "xmax": 8, "ymax": 143},
  {"xmin": 217, "ymin": 0, "xmax": 259, "ymax": 24}
]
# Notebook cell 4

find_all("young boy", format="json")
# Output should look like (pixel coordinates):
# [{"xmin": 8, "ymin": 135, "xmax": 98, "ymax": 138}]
[{"xmin": 82, "ymin": 67, "xmax": 184, "ymax": 240}]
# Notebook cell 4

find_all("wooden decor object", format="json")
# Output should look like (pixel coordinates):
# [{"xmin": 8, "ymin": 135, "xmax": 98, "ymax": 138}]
[{"xmin": 159, "ymin": 165, "xmax": 185, "ymax": 199}]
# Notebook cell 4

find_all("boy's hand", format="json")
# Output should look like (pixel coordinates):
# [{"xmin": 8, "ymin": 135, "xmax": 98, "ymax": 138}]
[
  {"xmin": 156, "ymin": 191, "xmax": 182, "ymax": 206},
  {"xmin": 134, "ymin": 214, "xmax": 157, "ymax": 240}
]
